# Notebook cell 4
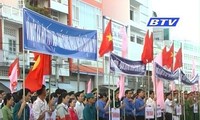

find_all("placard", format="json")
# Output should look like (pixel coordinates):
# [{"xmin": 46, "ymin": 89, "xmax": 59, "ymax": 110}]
[
  {"xmin": 193, "ymin": 103, "xmax": 198, "ymax": 113},
  {"xmin": 145, "ymin": 106, "xmax": 154, "ymax": 119},
  {"xmin": 111, "ymin": 108, "xmax": 120, "ymax": 120},
  {"xmin": 176, "ymin": 105, "xmax": 182, "ymax": 115},
  {"xmin": 156, "ymin": 105, "xmax": 162, "ymax": 118}
]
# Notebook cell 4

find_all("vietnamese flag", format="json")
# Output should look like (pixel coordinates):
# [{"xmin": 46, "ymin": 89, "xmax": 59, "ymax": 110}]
[
  {"xmin": 99, "ymin": 20, "xmax": 113, "ymax": 57},
  {"xmin": 25, "ymin": 55, "xmax": 44, "ymax": 92},
  {"xmin": 162, "ymin": 43, "xmax": 174, "ymax": 69},
  {"xmin": 33, "ymin": 52, "xmax": 51, "ymax": 75},
  {"xmin": 173, "ymin": 47, "xmax": 182, "ymax": 71},
  {"xmin": 141, "ymin": 30, "xmax": 153, "ymax": 64}
]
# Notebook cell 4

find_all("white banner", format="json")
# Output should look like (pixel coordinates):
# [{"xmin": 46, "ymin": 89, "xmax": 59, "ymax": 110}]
[
  {"xmin": 145, "ymin": 106, "xmax": 154, "ymax": 119},
  {"xmin": 176, "ymin": 105, "xmax": 182, "ymax": 115},
  {"xmin": 156, "ymin": 105, "xmax": 162, "ymax": 118},
  {"xmin": 111, "ymin": 108, "xmax": 120, "ymax": 120},
  {"xmin": 193, "ymin": 104, "xmax": 198, "ymax": 113}
]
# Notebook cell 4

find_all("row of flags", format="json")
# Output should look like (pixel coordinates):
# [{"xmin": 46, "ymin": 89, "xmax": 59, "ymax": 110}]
[
  {"xmin": 8, "ymin": 53, "xmax": 51, "ymax": 92},
  {"xmin": 8, "ymin": 19, "xmax": 183, "ymax": 94}
]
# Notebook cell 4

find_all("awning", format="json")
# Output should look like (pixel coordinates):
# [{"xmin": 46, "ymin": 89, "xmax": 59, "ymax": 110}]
[{"xmin": 70, "ymin": 63, "xmax": 104, "ymax": 75}]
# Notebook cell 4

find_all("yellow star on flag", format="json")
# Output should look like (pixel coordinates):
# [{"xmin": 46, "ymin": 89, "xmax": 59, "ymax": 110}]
[
  {"xmin": 170, "ymin": 52, "xmax": 174, "ymax": 58},
  {"xmin": 106, "ymin": 34, "xmax": 112, "ymax": 41}
]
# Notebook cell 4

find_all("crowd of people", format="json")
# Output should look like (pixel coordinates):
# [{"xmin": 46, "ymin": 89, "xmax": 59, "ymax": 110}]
[{"xmin": 0, "ymin": 85, "xmax": 199, "ymax": 120}]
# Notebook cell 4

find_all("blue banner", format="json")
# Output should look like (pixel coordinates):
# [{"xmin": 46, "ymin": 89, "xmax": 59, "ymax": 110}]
[
  {"xmin": 155, "ymin": 63, "xmax": 179, "ymax": 81},
  {"xmin": 181, "ymin": 71, "xmax": 199, "ymax": 85},
  {"xmin": 110, "ymin": 53, "xmax": 146, "ymax": 76},
  {"xmin": 155, "ymin": 63, "xmax": 199, "ymax": 85},
  {"xmin": 23, "ymin": 8, "xmax": 97, "ymax": 60}
]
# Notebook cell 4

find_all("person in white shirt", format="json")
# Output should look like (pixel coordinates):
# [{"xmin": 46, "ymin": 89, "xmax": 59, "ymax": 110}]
[
  {"xmin": 32, "ymin": 85, "xmax": 49, "ymax": 120},
  {"xmin": 45, "ymin": 93, "xmax": 57, "ymax": 120},
  {"xmin": 56, "ymin": 92, "xmax": 70, "ymax": 120},
  {"xmin": 165, "ymin": 92, "xmax": 174, "ymax": 120},
  {"xmin": 75, "ymin": 91, "xmax": 85, "ymax": 120},
  {"xmin": 146, "ymin": 90, "xmax": 156, "ymax": 120}
]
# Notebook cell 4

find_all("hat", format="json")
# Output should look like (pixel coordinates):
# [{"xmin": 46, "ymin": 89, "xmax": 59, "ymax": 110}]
[
  {"xmin": 85, "ymin": 93, "xmax": 94, "ymax": 99},
  {"xmin": 68, "ymin": 91, "xmax": 74, "ymax": 96},
  {"xmin": 91, "ymin": 88, "xmax": 97, "ymax": 93},
  {"xmin": 115, "ymin": 88, "xmax": 119, "ymax": 94}
]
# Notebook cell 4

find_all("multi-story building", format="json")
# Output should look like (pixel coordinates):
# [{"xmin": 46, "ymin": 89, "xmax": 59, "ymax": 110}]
[
  {"xmin": 0, "ymin": 0, "xmax": 104, "ymax": 92},
  {"xmin": 0, "ymin": 0, "xmax": 71, "ymax": 91},
  {"xmin": 102, "ymin": 0, "xmax": 153, "ymax": 90}
]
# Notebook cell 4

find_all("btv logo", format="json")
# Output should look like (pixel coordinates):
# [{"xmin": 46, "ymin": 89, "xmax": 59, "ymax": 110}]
[{"xmin": 147, "ymin": 18, "xmax": 179, "ymax": 27}]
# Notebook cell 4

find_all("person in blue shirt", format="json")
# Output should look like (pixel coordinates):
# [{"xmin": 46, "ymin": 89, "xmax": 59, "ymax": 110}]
[
  {"xmin": 96, "ymin": 93, "xmax": 110, "ymax": 120},
  {"xmin": 123, "ymin": 90, "xmax": 135, "ymax": 120},
  {"xmin": 135, "ymin": 89, "xmax": 145, "ymax": 120}
]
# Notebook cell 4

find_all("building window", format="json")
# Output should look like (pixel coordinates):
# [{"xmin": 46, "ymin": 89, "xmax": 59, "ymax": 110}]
[
  {"xmin": 73, "ymin": 5, "xmax": 79, "ymax": 20},
  {"xmin": 130, "ymin": 5, "xmax": 139, "ymax": 22},
  {"xmin": 9, "ymin": 39, "xmax": 16, "ymax": 54},
  {"xmin": 18, "ymin": 0, "xmax": 23, "ymax": 8},
  {"xmin": 51, "ymin": 10, "xmax": 59, "ymax": 21},
  {"xmin": 130, "ymin": 10, "xmax": 134, "ymax": 20},
  {"xmin": 130, "ymin": 36, "xmax": 135, "ymax": 42},
  {"xmin": 96, "ymin": 14, "xmax": 101, "ymax": 28},
  {"xmin": 137, "ymin": 36, "xmax": 143, "ymax": 44}
]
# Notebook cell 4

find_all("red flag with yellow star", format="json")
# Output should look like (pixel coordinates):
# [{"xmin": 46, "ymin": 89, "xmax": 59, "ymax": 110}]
[
  {"xmin": 162, "ymin": 43, "xmax": 174, "ymax": 69},
  {"xmin": 141, "ymin": 30, "xmax": 153, "ymax": 64},
  {"xmin": 25, "ymin": 55, "xmax": 44, "ymax": 92},
  {"xmin": 99, "ymin": 20, "xmax": 113, "ymax": 57},
  {"xmin": 173, "ymin": 47, "xmax": 182, "ymax": 71}
]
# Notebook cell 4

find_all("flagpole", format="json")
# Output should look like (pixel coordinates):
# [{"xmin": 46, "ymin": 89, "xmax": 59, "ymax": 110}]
[
  {"xmin": 154, "ymin": 61, "xmax": 158, "ymax": 120},
  {"xmin": 96, "ymin": 58, "xmax": 99, "ymax": 120},
  {"xmin": 22, "ymin": 1, "xmax": 26, "ymax": 120}
]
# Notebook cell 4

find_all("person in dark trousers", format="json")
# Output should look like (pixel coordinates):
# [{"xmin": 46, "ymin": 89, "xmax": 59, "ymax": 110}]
[
  {"xmin": 135, "ymin": 89, "xmax": 145, "ymax": 120},
  {"xmin": 164, "ymin": 92, "xmax": 173, "ymax": 120}
]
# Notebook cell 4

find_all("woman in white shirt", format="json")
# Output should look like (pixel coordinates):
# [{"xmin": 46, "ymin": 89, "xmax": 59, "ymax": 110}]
[
  {"xmin": 56, "ymin": 92, "xmax": 70, "ymax": 120},
  {"xmin": 45, "ymin": 93, "xmax": 57, "ymax": 120}
]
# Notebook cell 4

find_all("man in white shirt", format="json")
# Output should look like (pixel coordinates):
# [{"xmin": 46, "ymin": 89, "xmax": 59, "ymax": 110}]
[
  {"xmin": 75, "ymin": 91, "xmax": 85, "ymax": 120},
  {"xmin": 165, "ymin": 92, "xmax": 174, "ymax": 120},
  {"xmin": 146, "ymin": 90, "xmax": 156, "ymax": 120},
  {"xmin": 32, "ymin": 85, "xmax": 49, "ymax": 120}
]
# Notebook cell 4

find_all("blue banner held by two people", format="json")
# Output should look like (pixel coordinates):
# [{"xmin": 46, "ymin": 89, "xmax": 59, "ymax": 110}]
[
  {"xmin": 23, "ymin": 8, "xmax": 97, "ymax": 61},
  {"xmin": 110, "ymin": 53, "xmax": 146, "ymax": 76}
]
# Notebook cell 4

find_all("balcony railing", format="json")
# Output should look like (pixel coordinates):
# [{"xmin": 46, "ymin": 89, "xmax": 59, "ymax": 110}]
[{"xmin": 0, "ymin": 4, "xmax": 22, "ymax": 23}]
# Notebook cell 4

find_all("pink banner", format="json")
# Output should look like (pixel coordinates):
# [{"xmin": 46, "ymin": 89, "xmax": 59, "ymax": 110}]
[{"xmin": 152, "ymin": 53, "xmax": 165, "ymax": 109}]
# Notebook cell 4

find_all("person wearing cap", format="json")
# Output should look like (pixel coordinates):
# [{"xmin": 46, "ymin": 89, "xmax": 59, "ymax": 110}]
[
  {"xmin": 165, "ymin": 92, "xmax": 174, "ymax": 120},
  {"xmin": 83, "ymin": 93, "xmax": 96, "ymax": 120},
  {"xmin": 91, "ymin": 88, "xmax": 97, "ymax": 101},
  {"xmin": 123, "ymin": 90, "xmax": 135, "ymax": 120},
  {"xmin": 75, "ymin": 91, "xmax": 85, "ymax": 120}
]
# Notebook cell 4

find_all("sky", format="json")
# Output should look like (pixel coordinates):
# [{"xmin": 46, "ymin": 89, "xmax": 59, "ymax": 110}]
[{"xmin": 151, "ymin": 0, "xmax": 200, "ymax": 42}]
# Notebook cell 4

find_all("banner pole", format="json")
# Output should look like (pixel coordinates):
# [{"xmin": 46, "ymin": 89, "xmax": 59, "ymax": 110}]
[
  {"xmin": 108, "ymin": 72, "xmax": 111, "ymax": 120},
  {"xmin": 96, "ymin": 59, "xmax": 99, "ymax": 120},
  {"xmin": 178, "ymin": 68, "xmax": 181, "ymax": 120},
  {"xmin": 154, "ymin": 61, "xmax": 157, "ymax": 120},
  {"xmin": 77, "ymin": 59, "xmax": 80, "ymax": 91},
  {"xmin": 147, "ymin": 63, "xmax": 150, "ymax": 98}
]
